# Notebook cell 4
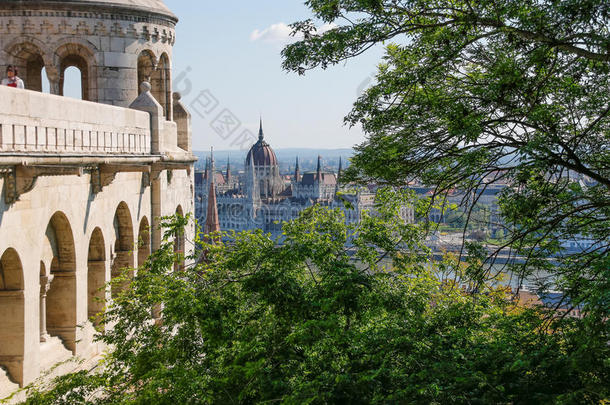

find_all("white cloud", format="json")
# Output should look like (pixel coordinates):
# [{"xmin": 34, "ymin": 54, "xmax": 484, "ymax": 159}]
[{"xmin": 250, "ymin": 22, "xmax": 337, "ymax": 45}]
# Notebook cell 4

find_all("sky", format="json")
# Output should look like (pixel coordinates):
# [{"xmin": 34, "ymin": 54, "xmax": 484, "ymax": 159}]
[{"xmin": 163, "ymin": 0, "xmax": 384, "ymax": 152}]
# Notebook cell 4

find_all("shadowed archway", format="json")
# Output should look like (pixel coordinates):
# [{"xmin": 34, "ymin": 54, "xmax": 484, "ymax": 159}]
[
  {"xmin": 88, "ymin": 228, "xmax": 106, "ymax": 329},
  {"xmin": 0, "ymin": 248, "xmax": 25, "ymax": 386},
  {"xmin": 137, "ymin": 216, "xmax": 151, "ymax": 268},
  {"xmin": 112, "ymin": 202, "xmax": 134, "ymax": 296},
  {"xmin": 45, "ymin": 212, "xmax": 78, "ymax": 353}
]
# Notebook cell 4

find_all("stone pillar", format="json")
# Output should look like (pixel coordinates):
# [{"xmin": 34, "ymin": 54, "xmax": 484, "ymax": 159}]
[
  {"xmin": 173, "ymin": 92, "xmax": 192, "ymax": 152},
  {"xmin": 46, "ymin": 66, "xmax": 60, "ymax": 95},
  {"xmin": 39, "ymin": 274, "xmax": 54, "ymax": 343},
  {"xmin": 129, "ymin": 81, "xmax": 164, "ymax": 154}
]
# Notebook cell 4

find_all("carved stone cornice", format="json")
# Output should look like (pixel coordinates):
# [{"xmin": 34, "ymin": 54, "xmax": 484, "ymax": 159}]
[
  {"xmin": 90, "ymin": 163, "xmax": 151, "ymax": 194},
  {"xmin": 1, "ymin": 162, "xmax": 154, "ymax": 203},
  {"xmin": 2, "ymin": 165, "xmax": 84, "ymax": 204}
]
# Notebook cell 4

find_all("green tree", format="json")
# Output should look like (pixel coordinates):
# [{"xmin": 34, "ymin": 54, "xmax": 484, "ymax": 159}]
[
  {"xmin": 282, "ymin": 0, "xmax": 610, "ymax": 319},
  {"xmin": 18, "ymin": 196, "xmax": 609, "ymax": 404}
]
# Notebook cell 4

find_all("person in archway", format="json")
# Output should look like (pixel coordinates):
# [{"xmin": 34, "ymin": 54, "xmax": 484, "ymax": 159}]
[{"xmin": 2, "ymin": 65, "xmax": 25, "ymax": 89}]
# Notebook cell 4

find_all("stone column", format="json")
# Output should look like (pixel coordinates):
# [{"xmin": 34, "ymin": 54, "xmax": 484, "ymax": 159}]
[
  {"xmin": 39, "ymin": 274, "xmax": 54, "ymax": 342},
  {"xmin": 45, "ymin": 66, "xmax": 60, "ymax": 95}
]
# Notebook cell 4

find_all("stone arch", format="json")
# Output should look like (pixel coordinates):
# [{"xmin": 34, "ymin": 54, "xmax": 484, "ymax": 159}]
[
  {"xmin": 4, "ymin": 39, "xmax": 49, "ymax": 92},
  {"xmin": 137, "ymin": 49, "xmax": 157, "ymax": 93},
  {"xmin": 44, "ymin": 212, "xmax": 78, "ymax": 353},
  {"xmin": 87, "ymin": 228, "xmax": 106, "ymax": 328},
  {"xmin": 151, "ymin": 52, "xmax": 171, "ymax": 120},
  {"xmin": 137, "ymin": 216, "xmax": 151, "ymax": 268},
  {"xmin": 0, "ymin": 248, "xmax": 25, "ymax": 386},
  {"xmin": 174, "ymin": 205, "xmax": 185, "ymax": 271},
  {"xmin": 53, "ymin": 41, "xmax": 98, "ymax": 101},
  {"xmin": 112, "ymin": 202, "xmax": 134, "ymax": 296}
]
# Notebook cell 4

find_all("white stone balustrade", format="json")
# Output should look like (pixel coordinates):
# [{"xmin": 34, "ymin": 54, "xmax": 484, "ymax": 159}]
[{"xmin": 0, "ymin": 86, "xmax": 151, "ymax": 155}]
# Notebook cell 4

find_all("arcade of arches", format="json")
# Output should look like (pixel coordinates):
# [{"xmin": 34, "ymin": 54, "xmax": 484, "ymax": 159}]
[
  {"xmin": 0, "ymin": 196, "xmax": 188, "ymax": 390},
  {"xmin": 3, "ymin": 41, "xmax": 172, "ymax": 111}
]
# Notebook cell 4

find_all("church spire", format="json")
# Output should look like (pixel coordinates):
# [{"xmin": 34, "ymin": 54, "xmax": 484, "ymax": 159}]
[
  {"xmin": 316, "ymin": 155, "xmax": 322, "ymax": 180},
  {"xmin": 294, "ymin": 156, "xmax": 300, "ymax": 182},
  {"xmin": 258, "ymin": 116, "xmax": 264, "ymax": 141},
  {"xmin": 204, "ymin": 157, "xmax": 210, "ymax": 180},
  {"xmin": 226, "ymin": 155, "xmax": 232, "ymax": 183},
  {"xmin": 204, "ymin": 148, "xmax": 220, "ymax": 238},
  {"xmin": 210, "ymin": 147, "xmax": 216, "ymax": 175}
]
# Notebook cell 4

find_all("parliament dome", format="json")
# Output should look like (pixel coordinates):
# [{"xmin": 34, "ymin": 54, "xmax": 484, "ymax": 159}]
[{"xmin": 246, "ymin": 119, "xmax": 279, "ymax": 167}]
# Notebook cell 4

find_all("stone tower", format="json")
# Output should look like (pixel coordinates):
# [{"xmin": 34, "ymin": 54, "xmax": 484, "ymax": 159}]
[{"xmin": 0, "ymin": 0, "xmax": 177, "ymax": 116}]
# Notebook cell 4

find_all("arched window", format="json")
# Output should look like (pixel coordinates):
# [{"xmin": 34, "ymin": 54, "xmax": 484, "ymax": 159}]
[
  {"xmin": 137, "ymin": 50, "xmax": 156, "ymax": 93},
  {"xmin": 6, "ymin": 42, "xmax": 46, "ymax": 92},
  {"xmin": 151, "ymin": 53, "xmax": 171, "ymax": 120},
  {"xmin": 62, "ymin": 66, "xmax": 83, "ymax": 100},
  {"xmin": 59, "ymin": 55, "xmax": 88, "ymax": 100}
]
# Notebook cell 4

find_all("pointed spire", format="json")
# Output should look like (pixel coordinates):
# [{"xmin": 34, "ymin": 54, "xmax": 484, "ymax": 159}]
[
  {"xmin": 316, "ymin": 155, "xmax": 322, "ymax": 180},
  {"xmin": 204, "ymin": 173, "xmax": 221, "ymax": 237},
  {"xmin": 204, "ymin": 148, "xmax": 221, "ymax": 238},
  {"xmin": 258, "ymin": 116, "xmax": 264, "ymax": 141},
  {"xmin": 210, "ymin": 147, "xmax": 216, "ymax": 180},
  {"xmin": 204, "ymin": 157, "xmax": 210, "ymax": 180},
  {"xmin": 226, "ymin": 155, "xmax": 232, "ymax": 183},
  {"xmin": 294, "ymin": 156, "xmax": 300, "ymax": 182}
]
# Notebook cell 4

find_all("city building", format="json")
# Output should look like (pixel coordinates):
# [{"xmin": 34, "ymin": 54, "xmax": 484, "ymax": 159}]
[
  {"xmin": 195, "ymin": 121, "xmax": 381, "ymax": 239},
  {"xmin": 0, "ymin": 0, "xmax": 195, "ymax": 398}
]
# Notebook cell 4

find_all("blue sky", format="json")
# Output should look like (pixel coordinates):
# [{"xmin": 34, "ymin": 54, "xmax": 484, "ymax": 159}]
[{"xmin": 164, "ymin": 0, "xmax": 384, "ymax": 152}]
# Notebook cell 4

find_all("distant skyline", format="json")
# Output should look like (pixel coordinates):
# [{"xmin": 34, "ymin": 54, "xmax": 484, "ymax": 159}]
[{"xmin": 165, "ymin": 0, "xmax": 384, "ymax": 152}]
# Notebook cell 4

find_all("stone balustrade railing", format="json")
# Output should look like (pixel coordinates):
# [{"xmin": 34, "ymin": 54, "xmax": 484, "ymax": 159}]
[{"xmin": 0, "ymin": 85, "xmax": 151, "ymax": 155}]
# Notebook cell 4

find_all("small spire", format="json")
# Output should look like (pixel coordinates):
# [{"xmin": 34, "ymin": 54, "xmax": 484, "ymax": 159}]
[
  {"xmin": 258, "ymin": 116, "xmax": 264, "ymax": 141},
  {"xmin": 226, "ymin": 155, "xmax": 232, "ymax": 182},
  {"xmin": 204, "ymin": 172, "xmax": 221, "ymax": 237},
  {"xmin": 294, "ymin": 156, "xmax": 300, "ymax": 181},
  {"xmin": 204, "ymin": 157, "xmax": 210, "ymax": 180},
  {"xmin": 316, "ymin": 155, "xmax": 322, "ymax": 180},
  {"xmin": 210, "ymin": 147, "xmax": 216, "ymax": 184}
]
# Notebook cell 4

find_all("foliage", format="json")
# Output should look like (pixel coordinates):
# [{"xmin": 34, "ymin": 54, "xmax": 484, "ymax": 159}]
[
  {"xmin": 282, "ymin": 0, "xmax": 610, "ymax": 319},
  {"xmin": 20, "ymin": 199, "xmax": 609, "ymax": 404}
]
